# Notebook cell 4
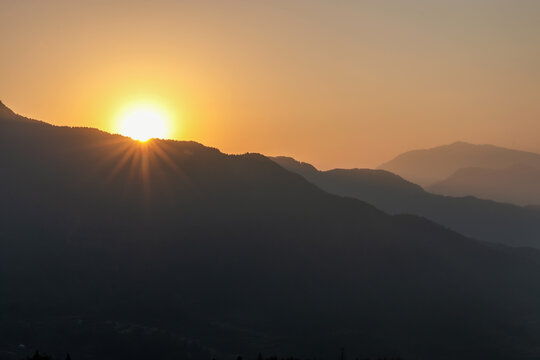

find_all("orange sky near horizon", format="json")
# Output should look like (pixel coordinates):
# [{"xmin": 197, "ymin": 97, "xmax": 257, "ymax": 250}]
[{"xmin": 1, "ymin": 0, "xmax": 539, "ymax": 169}]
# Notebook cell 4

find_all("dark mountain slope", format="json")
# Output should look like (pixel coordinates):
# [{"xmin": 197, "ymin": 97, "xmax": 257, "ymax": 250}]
[
  {"xmin": 2, "ymin": 106, "xmax": 540, "ymax": 360},
  {"xmin": 0, "ymin": 100, "xmax": 15, "ymax": 117},
  {"xmin": 0, "ymin": 100, "xmax": 43, "ymax": 124},
  {"xmin": 429, "ymin": 164, "xmax": 540, "ymax": 206},
  {"xmin": 273, "ymin": 156, "xmax": 540, "ymax": 248},
  {"xmin": 378, "ymin": 141, "xmax": 540, "ymax": 187}
]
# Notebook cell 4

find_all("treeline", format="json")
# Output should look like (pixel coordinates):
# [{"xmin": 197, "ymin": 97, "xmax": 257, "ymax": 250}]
[
  {"xmin": 25, "ymin": 351, "xmax": 402, "ymax": 360},
  {"xmin": 233, "ymin": 354, "xmax": 403, "ymax": 360},
  {"xmin": 24, "ymin": 351, "xmax": 70, "ymax": 360}
]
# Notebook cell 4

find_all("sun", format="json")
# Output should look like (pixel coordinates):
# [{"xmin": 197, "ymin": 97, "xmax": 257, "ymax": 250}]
[{"xmin": 117, "ymin": 104, "xmax": 170, "ymax": 142}]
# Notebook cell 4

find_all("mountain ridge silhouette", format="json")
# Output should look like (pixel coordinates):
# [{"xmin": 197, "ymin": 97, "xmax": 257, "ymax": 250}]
[
  {"xmin": 3, "ymin": 101, "xmax": 540, "ymax": 360},
  {"xmin": 273, "ymin": 156, "xmax": 540, "ymax": 248}
]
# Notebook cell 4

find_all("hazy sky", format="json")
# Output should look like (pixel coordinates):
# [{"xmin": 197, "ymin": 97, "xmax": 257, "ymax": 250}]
[{"xmin": 1, "ymin": 0, "xmax": 539, "ymax": 169}]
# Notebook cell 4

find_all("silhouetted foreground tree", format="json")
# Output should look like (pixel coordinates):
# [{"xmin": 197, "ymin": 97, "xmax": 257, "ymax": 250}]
[
  {"xmin": 26, "ymin": 351, "xmax": 52, "ymax": 360},
  {"xmin": 22, "ymin": 351, "xmax": 403, "ymax": 360},
  {"xmin": 22, "ymin": 351, "xmax": 72, "ymax": 360},
  {"xmin": 256, "ymin": 357, "xmax": 403, "ymax": 360},
  {"xmin": 235, "ymin": 354, "xmax": 403, "ymax": 360}
]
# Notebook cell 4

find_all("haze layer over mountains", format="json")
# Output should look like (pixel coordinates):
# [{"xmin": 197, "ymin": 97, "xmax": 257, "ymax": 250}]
[
  {"xmin": 379, "ymin": 141, "xmax": 540, "ymax": 206},
  {"xmin": 3, "ymin": 101, "xmax": 540, "ymax": 360}
]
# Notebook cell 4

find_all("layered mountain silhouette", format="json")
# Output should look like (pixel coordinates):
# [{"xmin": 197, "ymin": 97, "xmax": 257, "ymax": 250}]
[
  {"xmin": 4, "ymin": 102, "xmax": 540, "ymax": 360},
  {"xmin": 428, "ymin": 164, "xmax": 540, "ymax": 206},
  {"xmin": 272, "ymin": 156, "xmax": 540, "ymax": 248},
  {"xmin": 379, "ymin": 142, "xmax": 540, "ymax": 193}
]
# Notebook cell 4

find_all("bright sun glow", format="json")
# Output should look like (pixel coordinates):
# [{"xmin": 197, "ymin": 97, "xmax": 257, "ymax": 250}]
[{"xmin": 117, "ymin": 104, "xmax": 170, "ymax": 142}]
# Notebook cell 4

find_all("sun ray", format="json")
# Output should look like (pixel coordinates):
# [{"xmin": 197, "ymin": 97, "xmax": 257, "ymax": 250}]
[
  {"xmin": 150, "ymin": 141, "xmax": 202, "ymax": 197},
  {"xmin": 105, "ymin": 143, "xmax": 139, "ymax": 184}
]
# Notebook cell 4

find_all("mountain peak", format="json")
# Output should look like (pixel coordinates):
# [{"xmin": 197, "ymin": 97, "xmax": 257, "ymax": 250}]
[
  {"xmin": 449, "ymin": 141, "xmax": 473, "ymax": 147},
  {"xmin": 379, "ymin": 140, "xmax": 540, "ymax": 190},
  {"xmin": 271, "ymin": 156, "xmax": 319, "ymax": 174}
]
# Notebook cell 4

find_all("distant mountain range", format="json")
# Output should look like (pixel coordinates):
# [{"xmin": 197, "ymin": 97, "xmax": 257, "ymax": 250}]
[
  {"xmin": 428, "ymin": 164, "xmax": 540, "ymax": 206},
  {"xmin": 272, "ymin": 156, "xmax": 540, "ymax": 248},
  {"xmin": 379, "ymin": 141, "xmax": 540, "ymax": 205},
  {"xmin": 3, "ymin": 101, "xmax": 540, "ymax": 360}
]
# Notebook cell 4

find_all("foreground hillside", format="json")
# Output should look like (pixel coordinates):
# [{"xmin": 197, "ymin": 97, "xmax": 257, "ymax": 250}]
[
  {"xmin": 273, "ymin": 157, "xmax": 540, "ymax": 248},
  {"xmin": 2, "ymin": 103, "xmax": 540, "ymax": 360}
]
